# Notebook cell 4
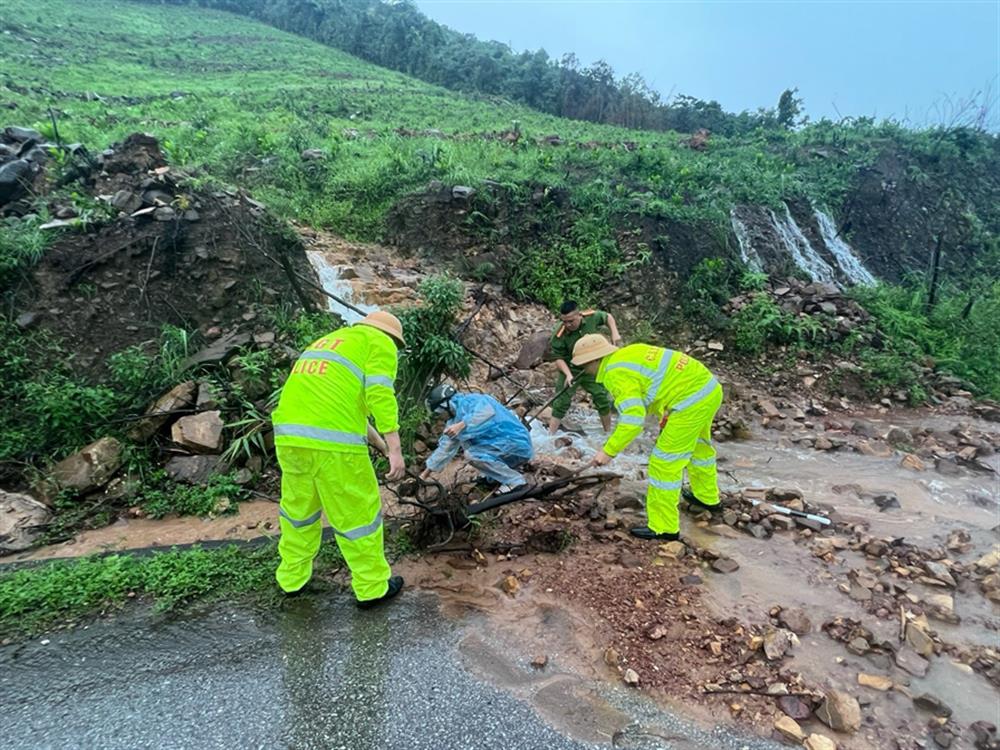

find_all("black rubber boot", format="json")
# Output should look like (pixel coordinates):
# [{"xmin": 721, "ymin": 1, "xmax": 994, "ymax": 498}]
[
  {"xmin": 682, "ymin": 487, "xmax": 721, "ymax": 514},
  {"xmin": 629, "ymin": 526, "xmax": 680, "ymax": 542},
  {"xmin": 357, "ymin": 575, "xmax": 404, "ymax": 610}
]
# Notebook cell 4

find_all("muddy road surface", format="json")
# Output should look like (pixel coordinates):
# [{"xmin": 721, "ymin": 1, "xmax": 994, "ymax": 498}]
[{"xmin": 0, "ymin": 593, "xmax": 784, "ymax": 750}]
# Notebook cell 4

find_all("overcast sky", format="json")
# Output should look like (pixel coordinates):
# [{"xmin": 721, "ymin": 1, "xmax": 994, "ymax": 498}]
[{"xmin": 414, "ymin": 0, "xmax": 1000, "ymax": 127}]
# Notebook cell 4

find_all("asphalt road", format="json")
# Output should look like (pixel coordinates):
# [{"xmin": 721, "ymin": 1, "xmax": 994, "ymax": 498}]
[{"xmin": 0, "ymin": 593, "xmax": 784, "ymax": 750}]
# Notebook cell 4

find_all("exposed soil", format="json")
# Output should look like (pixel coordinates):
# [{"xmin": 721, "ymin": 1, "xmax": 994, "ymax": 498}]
[{"xmin": 11, "ymin": 133, "xmax": 319, "ymax": 376}]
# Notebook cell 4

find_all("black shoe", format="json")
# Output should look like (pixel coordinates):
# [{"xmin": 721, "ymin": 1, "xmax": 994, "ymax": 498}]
[
  {"xmin": 629, "ymin": 526, "xmax": 680, "ymax": 541},
  {"xmin": 357, "ymin": 575, "xmax": 404, "ymax": 609},
  {"xmin": 682, "ymin": 488, "xmax": 721, "ymax": 513}
]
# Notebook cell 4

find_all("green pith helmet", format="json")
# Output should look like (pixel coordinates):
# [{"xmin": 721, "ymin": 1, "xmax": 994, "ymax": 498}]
[{"xmin": 427, "ymin": 384, "xmax": 457, "ymax": 414}]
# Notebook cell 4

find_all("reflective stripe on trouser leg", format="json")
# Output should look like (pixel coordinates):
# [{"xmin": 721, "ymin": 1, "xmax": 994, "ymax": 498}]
[
  {"xmin": 645, "ymin": 397, "xmax": 715, "ymax": 534},
  {"xmin": 686, "ymin": 384, "xmax": 723, "ymax": 506},
  {"xmin": 315, "ymin": 450, "xmax": 391, "ymax": 602},
  {"xmin": 275, "ymin": 446, "xmax": 325, "ymax": 593}
]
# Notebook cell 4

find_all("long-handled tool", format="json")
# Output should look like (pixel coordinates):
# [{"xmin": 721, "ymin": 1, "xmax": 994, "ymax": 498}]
[
  {"xmin": 522, "ymin": 384, "xmax": 571, "ymax": 427},
  {"xmin": 748, "ymin": 498, "xmax": 831, "ymax": 526}
]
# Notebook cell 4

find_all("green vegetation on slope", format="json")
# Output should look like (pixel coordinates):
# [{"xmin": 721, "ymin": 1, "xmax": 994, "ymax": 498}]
[
  {"xmin": 1, "ymin": 0, "xmax": 997, "ymax": 403},
  {"xmin": 149, "ymin": 0, "xmax": 803, "ymax": 135}
]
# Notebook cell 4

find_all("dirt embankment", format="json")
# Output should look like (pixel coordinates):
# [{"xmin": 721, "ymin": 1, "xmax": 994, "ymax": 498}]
[
  {"xmin": 7, "ymin": 131, "xmax": 318, "ymax": 374},
  {"xmin": 3, "ymin": 128, "xmax": 999, "ymax": 750}
]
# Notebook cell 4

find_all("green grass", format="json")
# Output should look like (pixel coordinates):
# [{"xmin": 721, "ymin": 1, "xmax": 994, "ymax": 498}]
[
  {"xmin": 0, "ymin": 541, "xmax": 344, "ymax": 639},
  {"xmin": 0, "ymin": 0, "xmax": 917, "ymax": 245}
]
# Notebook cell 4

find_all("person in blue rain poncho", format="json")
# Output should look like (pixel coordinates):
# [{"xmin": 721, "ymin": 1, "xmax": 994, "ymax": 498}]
[{"xmin": 420, "ymin": 384, "xmax": 534, "ymax": 491}]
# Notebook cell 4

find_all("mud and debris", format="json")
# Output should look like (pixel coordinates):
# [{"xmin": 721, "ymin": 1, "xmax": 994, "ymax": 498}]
[{"xmin": 3, "ymin": 131, "xmax": 998, "ymax": 750}]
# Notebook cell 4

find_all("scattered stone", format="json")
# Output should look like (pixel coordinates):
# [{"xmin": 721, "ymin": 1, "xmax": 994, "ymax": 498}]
[
  {"xmin": 857, "ymin": 673, "xmax": 892, "ymax": 691},
  {"xmin": 646, "ymin": 624, "xmax": 668, "ymax": 641},
  {"xmin": 15, "ymin": 311, "xmax": 39, "ymax": 330},
  {"xmin": 196, "ymin": 381, "xmax": 221, "ymax": 411},
  {"xmin": 181, "ymin": 331, "xmax": 251, "ymax": 369},
  {"xmin": 913, "ymin": 693, "xmax": 952, "ymax": 718},
  {"xmin": 923, "ymin": 561, "xmax": 956, "ymax": 588},
  {"xmin": 603, "ymin": 647, "xmax": 620, "ymax": 666},
  {"xmin": 924, "ymin": 593, "xmax": 955, "ymax": 617},
  {"xmin": 0, "ymin": 491, "xmax": 51, "ymax": 553},
  {"xmin": 901, "ymin": 453, "xmax": 926, "ymax": 471},
  {"xmin": 895, "ymin": 646, "xmax": 930, "ymax": 677},
  {"xmin": 658, "ymin": 540, "xmax": 686, "ymax": 559},
  {"xmin": 50, "ymin": 436, "xmax": 123, "ymax": 492},
  {"xmin": 531, "ymin": 654, "xmax": 548, "ymax": 669},
  {"xmin": 707, "ymin": 341, "xmax": 725, "ymax": 351},
  {"xmin": 514, "ymin": 331, "xmax": 552, "ymax": 370},
  {"xmin": 847, "ymin": 637, "xmax": 871, "ymax": 656},
  {"xmin": 129, "ymin": 381, "xmax": 196, "ymax": 441},
  {"xmin": 300, "ymin": 148, "xmax": 325, "ymax": 160},
  {"xmin": 872, "ymin": 493, "xmax": 901, "ymax": 511},
  {"xmin": 778, "ymin": 695, "xmax": 812, "ymax": 721},
  {"xmin": 974, "ymin": 547, "xmax": 1000, "ymax": 573},
  {"xmin": 935, "ymin": 458, "xmax": 961, "ymax": 477},
  {"xmin": 711, "ymin": 557, "xmax": 740, "ymax": 574},
  {"xmin": 885, "ymin": 426, "xmax": 912, "ymax": 447},
  {"xmin": 164, "ymin": 454, "xmax": 222, "ymax": 485},
  {"xmin": 905, "ymin": 622, "xmax": 938, "ymax": 657},
  {"xmin": 171, "ymin": 411, "xmax": 224, "ymax": 453},
  {"xmin": 778, "ymin": 607, "xmax": 812, "ymax": 635},
  {"xmin": 774, "ymin": 715, "xmax": 807, "ymax": 743},
  {"xmin": 680, "ymin": 574, "xmax": 702, "ymax": 585},
  {"xmin": 500, "ymin": 575, "xmax": 520, "ymax": 597},
  {"xmin": 623, "ymin": 668, "xmax": 640, "ymax": 686},
  {"xmin": 804, "ymin": 735, "xmax": 837, "ymax": 750},
  {"xmin": 933, "ymin": 730, "xmax": 954, "ymax": 748},
  {"xmin": 816, "ymin": 690, "xmax": 861, "ymax": 733},
  {"xmin": 763, "ymin": 628, "xmax": 794, "ymax": 660}
]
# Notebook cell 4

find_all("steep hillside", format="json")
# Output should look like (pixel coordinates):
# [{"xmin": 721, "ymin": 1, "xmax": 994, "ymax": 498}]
[
  {"xmin": 1, "ymin": 0, "xmax": 998, "ymax": 403},
  {"xmin": 3, "ymin": 0, "xmax": 996, "ymax": 282}
]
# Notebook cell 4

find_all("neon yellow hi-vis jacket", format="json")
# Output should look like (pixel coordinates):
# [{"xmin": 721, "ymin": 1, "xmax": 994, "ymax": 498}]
[
  {"xmin": 271, "ymin": 324, "xmax": 399, "ymax": 454},
  {"xmin": 596, "ymin": 343, "xmax": 718, "ymax": 457}
]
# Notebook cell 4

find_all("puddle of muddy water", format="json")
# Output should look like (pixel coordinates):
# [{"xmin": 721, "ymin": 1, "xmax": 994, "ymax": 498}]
[{"xmin": 535, "ymin": 403, "xmax": 1000, "ymax": 745}]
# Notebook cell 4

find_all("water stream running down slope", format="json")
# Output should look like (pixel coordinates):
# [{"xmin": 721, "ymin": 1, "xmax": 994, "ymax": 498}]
[
  {"xmin": 770, "ymin": 205, "xmax": 838, "ymax": 284},
  {"xmin": 305, "ymin": 250, "xmax": 379, "ymax": 323},
  {"xmin": 732, "ymin": 204, "xmax": 876, "ymax": 288},
  {"xmin": 813, "ymin": 209, "xmax": 877, "ymax": 286},
  {"xmin": 729, "ymin": 209, "xmax": 764, "ymax": 272}
]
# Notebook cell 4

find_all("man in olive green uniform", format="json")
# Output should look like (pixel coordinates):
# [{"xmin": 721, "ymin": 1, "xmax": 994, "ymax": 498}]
[{"xmin": 548, "ymin": 300, "xmax": 622, "ymax": 434}]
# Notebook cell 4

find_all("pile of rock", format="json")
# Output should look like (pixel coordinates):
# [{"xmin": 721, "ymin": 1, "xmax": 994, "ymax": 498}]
[
  {"xmin": 750, "ymin": 397, "xmax": 997, "ymax": 478},
  {"xmin": 724, "ymin": 278, "xmax": 871, "ymax": 340},
  {"xmin": 0, "ymin": 125, "xmax": 80, "ymax": 212}
]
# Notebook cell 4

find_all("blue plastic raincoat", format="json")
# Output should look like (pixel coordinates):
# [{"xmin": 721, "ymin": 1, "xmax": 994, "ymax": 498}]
[{"xmin": 425, "ymin": 393, "xmax": 533, "ymax": 487}]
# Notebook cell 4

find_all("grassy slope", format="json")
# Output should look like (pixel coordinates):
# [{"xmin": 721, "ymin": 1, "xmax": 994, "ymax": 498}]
[{"xmin": 1, "ymin": 0, "xmax": 860, "ymax": 240}]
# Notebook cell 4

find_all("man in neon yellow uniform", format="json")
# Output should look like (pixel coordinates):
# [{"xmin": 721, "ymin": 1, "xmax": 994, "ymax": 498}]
[
  {"xmin": 271, "ymin": 310, "xmax": 407, "ymax": 607},
  {"xmin": 571, "ymin": 333, "xmax": 723, "ymax": 541}
]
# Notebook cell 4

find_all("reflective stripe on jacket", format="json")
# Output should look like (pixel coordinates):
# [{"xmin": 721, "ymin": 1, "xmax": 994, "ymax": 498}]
[
  {"xmin": 271, "ymin": 324, "xmax": 399, "ymax": 453},
  {"xmin": 597, "ymin": 343, "xmax": 717, "ymax": 456}
]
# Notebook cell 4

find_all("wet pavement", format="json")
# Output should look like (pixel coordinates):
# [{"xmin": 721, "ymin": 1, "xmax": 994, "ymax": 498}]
[{"xmin": 0, "ymin": 593, "xmax": 784, "ymax": 750}]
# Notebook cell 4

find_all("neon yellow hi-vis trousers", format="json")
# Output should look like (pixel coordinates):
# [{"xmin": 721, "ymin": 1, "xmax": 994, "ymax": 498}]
[
  {"xmin": 646, "ymin": 383, "xmax": 724, "ymax": 535},
  {"xmin": 275, "ymin": 446, "xmax": 391, "ymax": 601}
]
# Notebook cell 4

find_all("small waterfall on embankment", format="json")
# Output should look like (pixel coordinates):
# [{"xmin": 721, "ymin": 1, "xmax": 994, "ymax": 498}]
[
  {"xmin": 769, "ymin": 205, "xmax": 838, "ymax": 284},
  {"xmin": 731, "ymin": 203, "xmax": 876, "ymax": 287},
  {"xmin": 813, "ymin": 208, "xmax": 877, "ymax": 285},
  {"xmin": 305, "ymin": 251, "xmax": 378, "ymax": 324},
  {"xmin": 729, "ymin": 209, "xmax": 764, "ymax": 271}
]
